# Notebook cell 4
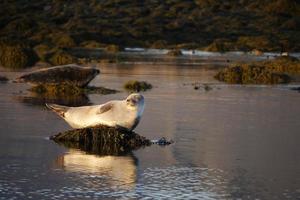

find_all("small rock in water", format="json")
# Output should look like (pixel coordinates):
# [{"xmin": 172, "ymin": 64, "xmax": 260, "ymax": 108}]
[
  {"xmin": 151, "ymin": 137, "xmax": 174, "ymax": 145},
  {"xmin": 290, "ymin": 87, "xmax": 300, "ymax": 92},
  {"xmin": 203, "ymin": 84, "xmax": 213, "ymax": 91},
  {"xmin": 0, "ymin": 75, "xmax": 8, "ymax": 82}
]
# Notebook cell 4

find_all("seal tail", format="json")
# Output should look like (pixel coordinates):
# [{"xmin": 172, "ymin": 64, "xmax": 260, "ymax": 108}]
[{"xmin": 46, "ymin": 103, "xmax": 69, "ymax": 118}]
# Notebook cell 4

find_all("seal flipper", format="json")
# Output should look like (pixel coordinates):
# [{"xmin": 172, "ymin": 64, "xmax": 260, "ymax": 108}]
[
  {"xmin": 96, "ymin": 102, "xmax": 113, "ymax": 114},
  {"xmin": 46, "ymin": 103, "xmax": 70, "ymax": 118}
]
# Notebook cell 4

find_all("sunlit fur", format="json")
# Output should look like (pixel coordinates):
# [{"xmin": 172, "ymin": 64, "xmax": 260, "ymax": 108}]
[{"xmin": 47, "ymin": 93, "xmax": 145, "ymax": 131}]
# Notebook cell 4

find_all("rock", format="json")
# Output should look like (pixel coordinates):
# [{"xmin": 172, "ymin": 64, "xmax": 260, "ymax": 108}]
[
  {"xmin": 215, "ymin": 64, "xmax": 291, "ymax": 84},
  {"xmin": 151, "ymin": 137, "xmax": 174, "ymax": 145},
  {"xmin": 203, "ymin": 39, "xmax": 232, "ymax": 52},
  {"xmin": 50, "ymin": 125, "xmax": 151, "ymax": 155},
  {"xmin": 49, "ymin": 50, "xmax": 77, "ymax": 65},
  {"xmin": 215, "ymin": 56, "xmax": 300, "ymax": 84},
  {"xmin": 29, "ymin": 84, "xmax": 118, "ymax": 97},
  {"xmin": 167, "ymin": 49, "xmax": 182, "ymax": 56},
  {"xmin": 105, "ymin": 44, "xmax": 123, "ymax": 53},
  {"xmin": 0, "ymin": 75, "xmax": 8, "ymax": 82},
  {"xmin": 124, "ymin": 80, "xmax": 152, "ymax": 92},
  {"xmin": 84, "ymin": 86, "xmax": 119, "ymax": 95},
  {"xmin": 16, "ymin": 64, "xmax": 100, "ymax": 87},
  {"xmin": 0, "ymin": 42, "xmax": 37, "ymax": 68},
  {"xmin": 290, "ymin": 87, "xmax": 300, "ymax": 92},
  {"xmin": 252, "ymin": 49, "xmax": 263, "ymax": 56},
  {"xmin": 15, "ymin": 93, "xmax": 90, "ymax": 107}
]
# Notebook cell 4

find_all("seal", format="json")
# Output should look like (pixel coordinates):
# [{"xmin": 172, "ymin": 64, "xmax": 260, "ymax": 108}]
[
  {"xmin": 46, "ymin": 93, "xmax": 145, "ymax": 131},
  {"xmin": 16, "ymin": 64, "xmax": 100, "ymax": 87}
]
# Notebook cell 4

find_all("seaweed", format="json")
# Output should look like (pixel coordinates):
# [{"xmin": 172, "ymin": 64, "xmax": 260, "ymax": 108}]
[
  {"xmin": 167, "ymin": 49, "xmax": 183, "ymax": 56},
  {"xmin": 50, "ymin": 125, "xmax": 151, "ymax": 155},
  {"xmin": 0, "ymin": 41, "xmax": 37, "ymax": 68},
  {"xmin": 124, "ymin": 80, "xmax": 152, "ymax": 92},
  {"xmin": 214, "ymin": 57, "xmax": 300, "ymax": 84}
]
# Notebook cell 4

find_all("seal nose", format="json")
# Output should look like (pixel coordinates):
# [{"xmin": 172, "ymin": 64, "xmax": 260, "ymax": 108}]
[{"xmin": 96, "ymin": 69, "xmax": 100, "ymax": 74}]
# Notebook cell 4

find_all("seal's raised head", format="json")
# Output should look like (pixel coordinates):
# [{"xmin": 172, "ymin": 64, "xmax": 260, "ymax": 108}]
[{"xmin": 125, "ymin": 93, "xmax": 144, "ymax": 109}]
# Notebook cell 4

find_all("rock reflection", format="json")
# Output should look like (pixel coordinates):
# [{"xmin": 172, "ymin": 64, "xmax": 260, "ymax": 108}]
[
  {"xmin": 54, "ymin": 149, "xmax": 137, "ymax": 189},
  {"xmin": 14, "ymin": 93, "xmax": 90, "ymax": 107}
]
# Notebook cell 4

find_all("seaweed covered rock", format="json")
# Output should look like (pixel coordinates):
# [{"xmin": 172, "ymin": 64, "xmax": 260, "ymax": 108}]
[
  {"xmin": 30, "ymin": 84, "xmax": 118, "ymax": 96},
  {"xmin": 50, "ymin": 125, "xmax": 151, "ymax": 155},
  {"xmin": 16, "ymin": 64, "xmax": 100, "ymax": 87},
  {"xmin": 105, "ymin": 44, "xmax": 123, "ymax": 53},
  {"xmin": 33, "ymin": 44, "xmax": 53, "ymax": 61},
  {"xmin": 204, "ymin": 39, "xmax": 232, "ymax": 52},
  {"xmin": 215, "ymin": 56, "xmax": 300, "ymax": 84},
  {"xmin": 167, "ymin": 49, "xmax": 182, "ymax": 56},
  {"xmin": 0, "ymin": 41, "xmax": 37, "ymax": 68},
  {"xmin": 51, "ymin": 34, "xmax": 76, "ymax": 48},
  {"xmin": 263, "ymin": 56, "xmax": 300, "ymax": 74},
  {"xmin": 49, "ymin": 50, "xmax": 76, "ymax": 65},
  {"xmin": 30, "ymin": 83, "xmax": 83, "ymax": 96},
  {"xmin": 124, "ymin": 80, "xmax": 152, "ymax": 92},
  {"xmin": 215, "ymin": 64, "xmax": 290, "ymax": 84}
]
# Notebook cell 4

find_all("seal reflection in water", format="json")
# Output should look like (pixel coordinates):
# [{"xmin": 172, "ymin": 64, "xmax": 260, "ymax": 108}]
[
  {"xmin": 46, "ymin": 93, "xmax": 145, "ymax": 131},
  {"xmin": 54, "ymin": 150, "xmax": 137, "ymax": 189}
]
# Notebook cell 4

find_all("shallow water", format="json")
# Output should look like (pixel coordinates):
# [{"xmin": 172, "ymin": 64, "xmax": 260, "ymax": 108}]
[{"xmin": 0, "ymin": 63, "xmax": 300, "ymax": 199}]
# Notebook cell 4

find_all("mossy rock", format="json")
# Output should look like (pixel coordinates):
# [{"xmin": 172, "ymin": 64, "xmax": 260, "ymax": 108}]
[
  {"xmin": 50, "ymin": 125, "xmax": 151, "ymax": 155},
  {"xmin": 49, "ymin": 50, "xmax": 77, "ymax": 66},
  {"xmin": 16, "ymin": 64, "xmax": 100, "ymax": 87},
  {"xmin": 167, "ymin": 49, "xmax": 182, "ymax": 56},
  {"xmin": 263, "ymin": 56, "xmax": 300, "ymax": 74},
  {"xmin": 30, "ymin": 84, "xmax": 118, "ymax": 96},
  {"xmin": 151, "ymin": 40, "xmax": 168, "ymax": 49},
  {"xmin": 83, "ymin": 86, "xmax": 119, "ymax": 95},
  {"xmin": 80, "ymin": 40, "xmax": 104, "ymax": 48},
  {"xmin": 204, "ymin": 39, "xmax": 232, "ymax": 52},
  {"xmin": 30, "ymin": 83, "xmax": 83, "ymax": 96},
  {"xmin": 215, "ymin": 56, "xmax": 300, "ymax": 84},
  {"xmin": 124, "ymin": 80, "xmax": 152, "ymax": 92},
  {"xmin": 105, "ymin": 44, "xmax": 123, "ymax": 53},
  {"xmin": 236, "ymin": 36, "xmax": 275, "ymax": 52},
  {"xmin": 51, "ymin": 33, "xmax": 76, "ymax": 48},
  {"xmin": 0, "ymin": 43, "xmax": 37, "ymax": 68},
  {"xmin": 215, "ymin": 64, "xmax": 290, "ymax": 84},
  {"xmin": 33, "ymin": 44, "xmax": 53, "ymax": 61}
]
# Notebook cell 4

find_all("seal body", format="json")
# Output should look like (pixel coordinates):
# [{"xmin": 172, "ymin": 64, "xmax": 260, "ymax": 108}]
[
  {"xmin": 16, "ymin": 64, "xmax": 100, "ymax": 87},
  {"xmin": 46, "ymin": 93, "xmax": 145, "ymax": 131}
]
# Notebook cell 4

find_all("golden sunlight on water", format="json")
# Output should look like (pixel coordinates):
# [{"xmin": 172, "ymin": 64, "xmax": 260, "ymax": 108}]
[{"xmin": 54, "ymin": 150, "xmax": 137, "ymax": 189}]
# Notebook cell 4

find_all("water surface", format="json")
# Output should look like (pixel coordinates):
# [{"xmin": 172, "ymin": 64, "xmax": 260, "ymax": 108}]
[{"xmin": 0, "ymin": 63, "xmax": 299, "ymax": 199}]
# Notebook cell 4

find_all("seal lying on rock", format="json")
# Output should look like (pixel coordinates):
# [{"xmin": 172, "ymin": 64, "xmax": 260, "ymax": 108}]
[
  {"xmin": 47, "ymin": 93, "xmax": 145, "ymax": 131},
  {"xmin": 16, "ymin": 64, "xmax": 100, "ymax": 87}
]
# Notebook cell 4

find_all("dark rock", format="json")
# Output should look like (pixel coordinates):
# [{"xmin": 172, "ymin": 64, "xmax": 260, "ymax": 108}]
[
  {"xmin": 124, "ymin": 80, "xmax": 152, "ymax": 92},
  {"xmin": 49, "ymin": 50, "xmax": 77, "ymax": 65},
  {"xmin": 50, "ymin": 125, "xmax": 151, "ymax": 155},
  {"xmin": 84, "ymin": 86, "xmax": 119, "ymax": 95},
  {"xmin": 16, "ymin": 64, "xmax": 100, "ymax": 87},
  {"xmin": 167, "ymin": 49, "xmax": 182, "ymax": 56},
  {"xmin": 0, "ymin": 75, "xmax": 8, "ymax": 82},
  {"xmin": 151, "ymin": 137, "xmax": 174, "ymax": 145},
  {"xmin": 0, "ymin": 42, "xmax": 37, "ymax": 68},
  {"xmin": 290, "ymin": 87, "xmax": 300, "ymax": 92}
]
